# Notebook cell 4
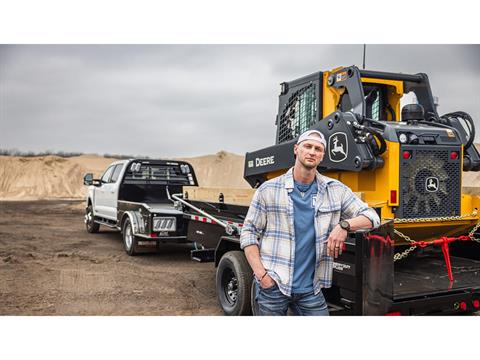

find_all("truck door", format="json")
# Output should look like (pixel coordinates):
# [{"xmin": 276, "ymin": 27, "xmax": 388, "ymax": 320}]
[
  {"xmin": 103, "ymin": 164, "xmax": 124, "ymax": 219},
  {"xmin": 95, "ymin": 165, "xmax": 116, "ymax": 219}
]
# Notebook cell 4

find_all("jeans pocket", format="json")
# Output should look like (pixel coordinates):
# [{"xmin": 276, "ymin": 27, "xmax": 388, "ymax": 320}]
[
  {"xmin": 259, "ymin": 283, "xmax": 280, "ymax": 301},
  {"xmin": 260, "ymin": 283, "xmax": 277, "ymax": 291}
]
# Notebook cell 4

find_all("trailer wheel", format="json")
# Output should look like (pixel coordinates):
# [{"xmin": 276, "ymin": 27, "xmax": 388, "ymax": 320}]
[
  {"xmin": 85, "ymin": 205, "xmax": 100, "ymax": 233},
  {"xmin": 122, "ymin": 218, "xmax": 138, "ymax": 256},
  {"xmin": 216, "ymin": 251, "xmax": 252, "ymax": 316}
]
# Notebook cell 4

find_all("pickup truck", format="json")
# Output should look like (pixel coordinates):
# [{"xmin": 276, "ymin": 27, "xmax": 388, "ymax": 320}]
[{"xmin": 83, "ymin": 159, "xmax": 198, "ymax": 255}]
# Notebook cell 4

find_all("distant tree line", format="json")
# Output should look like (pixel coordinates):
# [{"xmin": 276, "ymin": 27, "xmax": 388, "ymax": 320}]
[
  {"xmin": 0, "ymin": 149, "xmax": 84, "ymax": 157},
  {"xmin": 103, "ymin": 153, "xmax": 151, "ymax": 160},
  {"xmin": 0, "ymin": 148, "xmax": 151, "ymax": 159}
]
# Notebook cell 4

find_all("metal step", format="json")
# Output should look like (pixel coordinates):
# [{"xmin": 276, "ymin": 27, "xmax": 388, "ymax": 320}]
[
  {"xmin": 191, "ymin": 248, "xmax": 215, "ymax": 262},
  {"xmin": 94, "ymin": 218, "xmax": 119, "ymax": 229}
]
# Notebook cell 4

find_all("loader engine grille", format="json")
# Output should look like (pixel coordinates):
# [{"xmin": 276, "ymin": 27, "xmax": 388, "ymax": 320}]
[
  {"xmin": 399, "ymin": 146, "xmax": 461, "ymax": 218},
  {"xmin": 277, "ymin": 84, "xmax": 317, "ymax": 143}
]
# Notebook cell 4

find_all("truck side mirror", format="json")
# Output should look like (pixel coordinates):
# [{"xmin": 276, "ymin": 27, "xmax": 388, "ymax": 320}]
[{"xmin": 83, "ymin": 173, "xmax": 94, "ymax": 185}]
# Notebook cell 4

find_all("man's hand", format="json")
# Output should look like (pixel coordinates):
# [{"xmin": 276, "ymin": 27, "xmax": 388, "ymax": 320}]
[
  {"xmin": 326, "ymin": 224, "xmax": 348, "ymax": 258},
  {"xmin": 259, "ymin": 273, "xmax": 276, "ymax": 289},
  {"xmin": 245, "ymin": 245, "xmax": 277, "ymax": 289}
]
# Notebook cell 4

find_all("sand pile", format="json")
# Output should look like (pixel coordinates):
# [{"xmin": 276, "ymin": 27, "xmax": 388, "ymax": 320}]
[
  {"xmin": 462, "ymin": 144, "xmax": 480, "ymax": 188},
  {"xmin": 0, "ymin": 151, "xmax": 249, "ymax": 200},
  {"xmin": 463, "ymin": 172, "xmax": 480, "ymax": 187},
  {"xmin": 0, "ymin": 155, "xmax": 116, "ymax": 200},
  {"xmin": 180, "ymin": 151, "xmax": 249, "ymax": 189}
]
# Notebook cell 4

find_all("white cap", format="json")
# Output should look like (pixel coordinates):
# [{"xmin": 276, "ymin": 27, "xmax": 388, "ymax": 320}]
[{"xmin": 297, "ymin": 129, "xmax": 326, "ymax": 149}]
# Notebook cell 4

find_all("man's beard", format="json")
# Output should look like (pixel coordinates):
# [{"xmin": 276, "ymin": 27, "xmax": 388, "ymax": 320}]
[{"xmin": 299, "ymin": 158, "xmax": 318, "ymax": 170}]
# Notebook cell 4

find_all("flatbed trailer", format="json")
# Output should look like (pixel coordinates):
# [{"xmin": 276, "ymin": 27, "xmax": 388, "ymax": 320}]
[{"xmin": 176, "ymin": 196, "xmax": 480, "ymax": 315}]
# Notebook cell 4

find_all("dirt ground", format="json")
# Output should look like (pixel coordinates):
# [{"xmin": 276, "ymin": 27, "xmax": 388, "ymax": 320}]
[
  {"xmin": 0, "ymin": 200, "xmax": 223, "ymax": 315},
  {"xmin": 2, "ymin": 200, "xmax": 479, "ymax": 316}
]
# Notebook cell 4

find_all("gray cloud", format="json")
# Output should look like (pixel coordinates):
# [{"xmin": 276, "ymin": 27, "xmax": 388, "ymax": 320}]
[{"xmin": 1, "ymin": 44, "xmax": 479, "ymax": 157}]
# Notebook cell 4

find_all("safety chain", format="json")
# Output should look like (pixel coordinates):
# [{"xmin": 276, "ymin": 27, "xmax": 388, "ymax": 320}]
[
  {"xmin": 469, "ymin": 220, "xmax": 480, "ymax": 243},
  {"xmin": 392, "ymin": 210, "xmax": 480, "ymax": 261},
  {"xmin": 393, "ymin": 229, "xmax": 417, "ymax": 261},
  {"xmin": 393, "ymin": 210, "xmax": 478, "ymax": 224}
]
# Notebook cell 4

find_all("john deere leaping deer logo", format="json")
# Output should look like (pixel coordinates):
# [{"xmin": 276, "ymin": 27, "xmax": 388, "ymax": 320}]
[
  {"xmin": 425, "ymin": 177, "xmax": 439, "ymax": 192},
  {"xmin": 328, "ymin": 132, "xmax": 348, "ymax": 162}
]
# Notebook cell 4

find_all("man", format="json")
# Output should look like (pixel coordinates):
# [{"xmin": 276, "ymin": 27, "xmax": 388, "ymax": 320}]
[{"xmin": 240, "ymin": 129, "xmax": 380, "ymax": 316}]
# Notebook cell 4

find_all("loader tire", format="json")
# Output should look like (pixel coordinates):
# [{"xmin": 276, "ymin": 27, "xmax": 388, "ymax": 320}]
[{"xmin": 216, "ymin": 251, "xmax": 253, "ymax": 316}]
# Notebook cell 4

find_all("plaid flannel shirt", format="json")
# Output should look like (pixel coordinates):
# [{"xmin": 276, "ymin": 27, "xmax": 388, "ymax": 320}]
[{"xmin": 240, "ymin": 167, "xmax": 380, "ymax": 297}]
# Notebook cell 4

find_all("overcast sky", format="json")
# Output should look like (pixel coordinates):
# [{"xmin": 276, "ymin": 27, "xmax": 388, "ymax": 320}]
[{"xmin": 0, "ymin": 44, "xmax": 479, "ymax": 157}]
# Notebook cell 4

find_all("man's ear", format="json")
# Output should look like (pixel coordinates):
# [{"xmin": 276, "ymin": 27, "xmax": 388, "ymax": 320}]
[{"xmin": 293, "ymin": 144, "xmax": 298, "ymax": 156}]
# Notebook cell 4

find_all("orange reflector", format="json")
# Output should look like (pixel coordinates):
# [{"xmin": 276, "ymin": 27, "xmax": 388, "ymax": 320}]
[{"xmin": 390, "ymin": 190, "xmax": 397, "ymax": 204}]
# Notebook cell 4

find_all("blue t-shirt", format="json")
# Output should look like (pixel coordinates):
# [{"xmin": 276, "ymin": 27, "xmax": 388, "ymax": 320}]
[{"xmin": 291, "ymin": 179, "xmax": 318, "ymax": 293}]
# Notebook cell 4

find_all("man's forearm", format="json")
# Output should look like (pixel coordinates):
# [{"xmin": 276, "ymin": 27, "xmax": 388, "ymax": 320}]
[
  {"xmin": 243, "ymin": 244, "xmax": 267, "ymax": 278},
  {"xmin": 347, "ymin": 214, "xmax": 373, "ymax": 231}
]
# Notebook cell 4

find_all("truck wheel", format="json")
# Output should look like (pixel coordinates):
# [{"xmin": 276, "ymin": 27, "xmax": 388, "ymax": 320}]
[
  {"xmin": 122, "ymin": 218, "xmax": 138, "ymax": 256},
  {"xmin": 216, "ymin": 251, "xmax": 252, "ymax": 316},
  {"xmin": 85, "ymin": 205, "xmax": 100, "ymax": 233}
]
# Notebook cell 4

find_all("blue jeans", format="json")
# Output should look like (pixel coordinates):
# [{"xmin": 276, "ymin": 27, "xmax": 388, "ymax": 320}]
[{"xmin": 256, "ymin": 283, "xmax": 329, "ymax": 316}]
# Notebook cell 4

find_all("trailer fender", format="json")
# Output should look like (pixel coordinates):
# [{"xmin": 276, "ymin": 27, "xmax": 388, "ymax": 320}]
[
  {"xmin": 120, "ymin": 211, "xmax": 145, "ymax": 236},
  {"xmin": 214, "ymin": 236, "xmax": 242, "ymax": 267}
]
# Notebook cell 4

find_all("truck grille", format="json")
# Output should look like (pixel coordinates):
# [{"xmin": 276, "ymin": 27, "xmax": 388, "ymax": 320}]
[
  {"xmin": 153, "ymin": 217, "xmax": 177, "ymax": 232},
  {"xmin": 398, "ymin": 146, "xmax": 461, "ymax": 218}
]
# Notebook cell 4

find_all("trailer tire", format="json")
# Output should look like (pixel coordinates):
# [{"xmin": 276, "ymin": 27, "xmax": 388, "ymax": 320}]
[
  {"xmin": 216, "ymin": 251, "xmax": 253, "ymax": 316},
  {"xmin": 85, "ymin": 205, "xmax": 100, "ymax": 233},
  {"xmin": 122, "ymin": 218, "xmax": 138, "ymax": 256}
]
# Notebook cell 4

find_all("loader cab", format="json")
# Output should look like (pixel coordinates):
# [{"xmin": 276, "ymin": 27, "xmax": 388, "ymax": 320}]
[{"xmin": 275, "ymin": 66, "xmax": 439, "ymax": 147}]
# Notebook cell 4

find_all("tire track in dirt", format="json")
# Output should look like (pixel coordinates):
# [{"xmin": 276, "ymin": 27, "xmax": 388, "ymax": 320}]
[{"xmin": 0, "ymin": 200, "xmax": 223, "ymax": 315}]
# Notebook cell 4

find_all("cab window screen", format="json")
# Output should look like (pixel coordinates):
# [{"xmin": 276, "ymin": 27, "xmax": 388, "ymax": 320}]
[
  {"xmin": 370, "ymin": 90, "xmax": 381, "ymax": 120},
  {"xmin": 278, "ymin": 84, "xmax": 317, "ymax": 143},
  {"xmin": 363, "ymin": 84, "xmax": 388, "ymax": 121}
]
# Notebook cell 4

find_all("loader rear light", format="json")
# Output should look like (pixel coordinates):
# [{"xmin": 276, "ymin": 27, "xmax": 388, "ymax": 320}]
[
  {"xmin": 402, "ymin": 150, "xmax": 411, "ymax": 159},
  {"xmin": 450, "ymin": 151, "xmax": 458, "ymax": 160},
  {"xmin": 385, "ymin": 311, "xmax": 402, "ymax": 316},
  {"xmin": 459, "ymin": 301, "xmax": 467, "ymax": 311},
  {"xmin": 390, "ymin": 190, "xmax": 397, "ymax": 204},
  {"xmin": 472, "ymin": 299, "xmax": 479, "ymax": 309}
]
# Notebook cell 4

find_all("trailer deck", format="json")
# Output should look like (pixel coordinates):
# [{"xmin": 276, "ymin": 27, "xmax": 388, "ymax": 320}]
[{"xmin": 394, "ymin": 255, "xmax": 480, "ymax": 299}]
